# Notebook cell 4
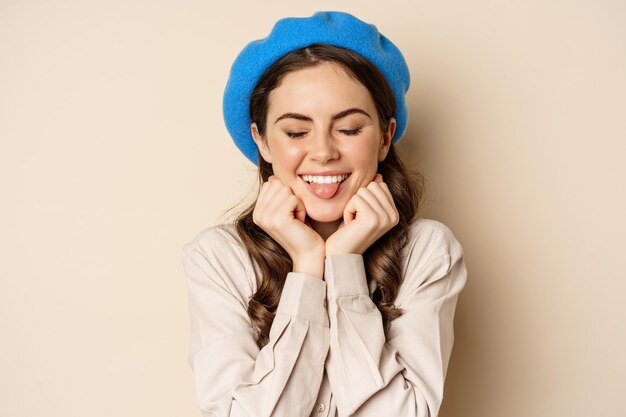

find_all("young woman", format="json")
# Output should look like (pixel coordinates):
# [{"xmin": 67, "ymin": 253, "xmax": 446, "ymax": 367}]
[{"xmin": 182, "ymin": 11, "xmax": 468, "ymax": 417}]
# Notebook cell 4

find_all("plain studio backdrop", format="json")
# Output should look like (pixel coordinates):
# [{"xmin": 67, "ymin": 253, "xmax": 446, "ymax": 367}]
[{"xmin": 1, "ymin": 1, "xmax": 624, "ymax": 416}]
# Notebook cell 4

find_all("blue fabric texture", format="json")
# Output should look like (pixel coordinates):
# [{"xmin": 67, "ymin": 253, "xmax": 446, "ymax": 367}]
[{"xmin": 222, "ymin": 10, "xmax": 411, "ymax": 166}]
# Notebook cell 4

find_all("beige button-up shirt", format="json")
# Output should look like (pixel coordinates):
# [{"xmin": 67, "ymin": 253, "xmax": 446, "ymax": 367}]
[{"xmin": 182, "ymin": 217, "xmax": 468, "ymax": 417}]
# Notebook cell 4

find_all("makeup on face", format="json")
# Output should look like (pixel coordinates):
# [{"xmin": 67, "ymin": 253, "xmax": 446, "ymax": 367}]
[{"xmin": 260, "ymin": 62, "xmax": 386, "ymax": 222}]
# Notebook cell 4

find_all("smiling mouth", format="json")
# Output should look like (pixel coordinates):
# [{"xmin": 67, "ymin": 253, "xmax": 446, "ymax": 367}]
[
  {"xmin": 299, "ymin": 173, "xmax": 351, "ymax": 184},
  {"xmin": 299, "ymin": 173, "xmax": 351, "ymax": 199}
]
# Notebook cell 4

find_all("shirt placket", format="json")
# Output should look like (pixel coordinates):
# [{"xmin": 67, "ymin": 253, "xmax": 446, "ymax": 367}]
[{"xmin": 310, "ymin": 371, "xmax": 333, "ymax": 417}]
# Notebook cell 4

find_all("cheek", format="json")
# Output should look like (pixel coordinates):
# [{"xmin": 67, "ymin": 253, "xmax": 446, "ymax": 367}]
[
  {"xmin": 271, "ymin": 141, "xmax": 305, "ymax": 172},
  {"xmin": 343, "ymin": 138, "xmax": 380, "ymax": 166},
  {"xmin": 341, "ymin": 140, "xmax": 381, "ymax": 188},
  {"xmin": 282, "ymin": 144, "xmax": 305, "ymax": 159}
]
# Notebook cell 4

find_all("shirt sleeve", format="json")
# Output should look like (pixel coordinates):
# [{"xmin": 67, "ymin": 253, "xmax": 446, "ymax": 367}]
[
  {"xmin": 323, "ymin": 224, "xmax": 468, "ymax": 417},
  {"xmin": 182, "ymin": 227, "xmax": 330, "ymax": 417}
]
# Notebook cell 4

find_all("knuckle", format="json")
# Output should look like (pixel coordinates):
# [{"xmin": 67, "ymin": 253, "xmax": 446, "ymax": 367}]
[{"xmin": 275, "ymin": 186, "xmax": 289, "ymax": 198}]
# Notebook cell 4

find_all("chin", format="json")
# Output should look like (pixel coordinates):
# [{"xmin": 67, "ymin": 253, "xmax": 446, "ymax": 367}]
[{"xmin": 304, "ymin": 204, "xmax": 344, "ymax": 223}]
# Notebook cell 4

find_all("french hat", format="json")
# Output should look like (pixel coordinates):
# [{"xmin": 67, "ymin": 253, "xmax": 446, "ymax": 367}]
[{"xmin": 222, "ymin": 10, "xmax": 410, "ymax": 165}]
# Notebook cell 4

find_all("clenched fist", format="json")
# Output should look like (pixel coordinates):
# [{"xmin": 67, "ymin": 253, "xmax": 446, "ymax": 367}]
[
  {"xmin": 326, "ymin": 174, "xmax": 399, "ymax": 256},
  {"xmin": 253, "ymin": 175, "xmax": 325, "ymax": 278}
]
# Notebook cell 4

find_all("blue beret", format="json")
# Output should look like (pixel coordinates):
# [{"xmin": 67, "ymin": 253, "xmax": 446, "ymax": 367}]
[{"xmin": 222, "ymin": 11, "xmax": 411, "ymax": 166}]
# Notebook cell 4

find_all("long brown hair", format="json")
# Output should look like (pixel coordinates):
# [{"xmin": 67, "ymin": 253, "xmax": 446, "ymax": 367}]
[{"xmin": 229, "ymin": 44, "xmax": 425, "ymax": 348}]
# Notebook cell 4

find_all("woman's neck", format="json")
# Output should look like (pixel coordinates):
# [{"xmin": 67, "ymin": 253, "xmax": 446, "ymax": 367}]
[{"xmin": 307, "ymin": 217, "xmax": 342, "ymax": 241}]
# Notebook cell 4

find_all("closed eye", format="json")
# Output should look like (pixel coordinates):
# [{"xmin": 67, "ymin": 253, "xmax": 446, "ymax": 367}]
[
  {"xmin": 286, "ymin": 131, "xmax": 308, "ymax": 139},
  {"xmin": 339, "ymin": 128, "xmax": 362, "ymax": 136},
  {"xmin": 286, "ymin": 127, "xmax": 362, "ymax": 138}
]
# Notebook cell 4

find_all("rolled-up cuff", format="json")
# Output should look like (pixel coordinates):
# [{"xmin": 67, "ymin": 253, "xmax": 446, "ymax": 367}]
[
  {"xmin": 276, "ymin": 272, "xmax": 329, "ymax": 326},
  {"xmin": 324, "ymin": 254, "xmax": 369, "ymax": 299}
]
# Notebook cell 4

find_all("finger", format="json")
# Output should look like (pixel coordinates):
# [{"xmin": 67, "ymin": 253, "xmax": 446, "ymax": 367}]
[
  {"xmin": 264, "ymin": 184, "xmax": 291, "ymax": 216},
  {"xmin": 257, "ymin": 178, "xmax": 285, "ymax": 218},
  {"xmin": 371, "ymin": 182, "xmax": 399, "ymax": 225},
  {"xmin": 256, "ymin": 180, "xmax": 273, "ymax": 208},
  {"xmin": 266, "ymin": 184, "xmax": 304, "ymax": 226},
  {"xmin": 356, "ymin": 187, "xmax": 388, "ymax": 218},
  {"xmin": 366, "ymin": 180, "xmax": 395, "ymax": 210},
  {"xmin": 367, "ymin": 172, "xmax": 394, "ymax": 206},
  {"xmin": 343, "ymin": 193, "xmax": 375, "ymax": 224},
  {"xmin": 262, "ymin": 177, "xmax": 287, "ymax": 208},
  {"xmin": 292, "ymin": 196, "xmax": 306, "ymax": 223},
  {"xmin": 343, "ymin": 195, "xmax": 357, "ymax": 224}
]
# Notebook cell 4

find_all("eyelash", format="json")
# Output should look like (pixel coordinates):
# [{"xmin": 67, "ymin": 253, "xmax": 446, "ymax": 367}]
[{"xmin": 286, "ymin": 128, "xmax": 363, "ymax": 139}]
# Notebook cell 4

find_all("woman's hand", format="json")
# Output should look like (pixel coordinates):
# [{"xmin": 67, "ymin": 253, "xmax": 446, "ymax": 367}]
[
  {"xmin": 326, "ymin": 174, "xmax": 399, "ymax": 256},
  {"xmin": 253, "ymin": 175, "xmax": 325, "ymax": 278}
]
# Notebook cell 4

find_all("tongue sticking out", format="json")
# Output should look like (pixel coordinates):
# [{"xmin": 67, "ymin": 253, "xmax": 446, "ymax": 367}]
[{"xmin": 309, "ymin": 182, "xmax": 341, "ymax": 199}]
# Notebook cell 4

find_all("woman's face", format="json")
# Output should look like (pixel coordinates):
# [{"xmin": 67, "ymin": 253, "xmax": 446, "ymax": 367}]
[{"xmin": 251, "ymin": 61, "xmax": 395, "ymax": 223}]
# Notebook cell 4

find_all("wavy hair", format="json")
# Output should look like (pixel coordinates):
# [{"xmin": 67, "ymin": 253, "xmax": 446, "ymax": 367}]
[{"xmin": 229, "ymin": 44, "xmax": 425, "ymax": 348}]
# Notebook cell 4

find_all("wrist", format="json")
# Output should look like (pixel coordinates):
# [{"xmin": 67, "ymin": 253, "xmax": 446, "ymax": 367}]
[
  {"xmin": 292, "ymin": 251, "xmax": 325, "ymax": 279},
  {"xmin": 292, "ymin": 261, "xmax": 324, "ymax": 279}
]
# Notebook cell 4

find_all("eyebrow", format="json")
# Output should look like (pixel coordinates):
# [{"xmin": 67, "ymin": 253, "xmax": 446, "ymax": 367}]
[{"xmin": 273, "ymin": 107, "xmax": 371, "ymax": 124}]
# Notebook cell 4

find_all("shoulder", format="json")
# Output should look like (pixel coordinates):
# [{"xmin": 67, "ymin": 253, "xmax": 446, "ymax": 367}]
[
  {"xmin": 182, "ymin": 223, "xmax": 244, "ymax": 256},
  {"xmin": 181, "ymin": 223, "xmax": 257, "ymax": 299},
  {"xmin": 393, "ymin": 217, "xmax": 467, "ymax": 306},
  {"xmin": 403, "ymin": 217, "xmax": 465, "ymax": 262}
]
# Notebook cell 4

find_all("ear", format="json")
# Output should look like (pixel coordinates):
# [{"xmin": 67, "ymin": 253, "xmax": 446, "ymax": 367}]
[
  {"xmin": 251, "ymin": 123, "xmax": 272, "ymax": 164},
  {"xmin": 378, "ymin": 117, "xmax": 396, "ymax": 162}
]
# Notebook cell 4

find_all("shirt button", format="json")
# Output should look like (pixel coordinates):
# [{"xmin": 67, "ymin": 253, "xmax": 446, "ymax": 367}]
[{"xmin": 316, "ymin": 402, "xmax": 326, "ymax": 413}]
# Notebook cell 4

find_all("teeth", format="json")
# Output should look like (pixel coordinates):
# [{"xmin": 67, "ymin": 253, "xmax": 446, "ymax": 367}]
[{"xmin": 301, "ymin": 174, "xmax": 349, "ymax": 184}]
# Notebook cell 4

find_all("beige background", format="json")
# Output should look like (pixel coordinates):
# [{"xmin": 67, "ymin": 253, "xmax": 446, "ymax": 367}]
[{"xmin": 1, "ymin": 1, "xmax": 624, "ymax": 416}]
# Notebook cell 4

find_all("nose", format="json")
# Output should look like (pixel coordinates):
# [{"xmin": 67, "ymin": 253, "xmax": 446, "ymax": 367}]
[{"xmin": 308, "ymin": 130, "xmax": 339, "ymax": 163}]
